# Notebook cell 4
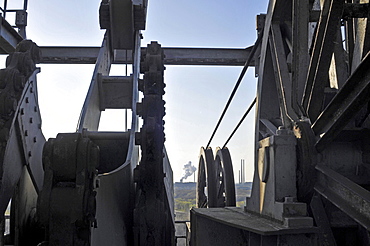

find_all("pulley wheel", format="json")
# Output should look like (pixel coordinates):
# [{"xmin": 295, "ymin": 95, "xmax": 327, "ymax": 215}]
[
  {"xmin": 196, "ymin": 147, "xmax": 217, "ymax": 208},
  {"xmin": 214, "ymin": 147, "xmax": 236, "ymax": 207}
]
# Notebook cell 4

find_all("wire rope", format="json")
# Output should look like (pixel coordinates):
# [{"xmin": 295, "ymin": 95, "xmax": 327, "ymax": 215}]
[
  {"xmin": 222, "ymin": 97, "xmax": 256, "ymax": 148},
  {"xmin": 205, "ymin": 31, "xmax": 263, "ymax": 149}
]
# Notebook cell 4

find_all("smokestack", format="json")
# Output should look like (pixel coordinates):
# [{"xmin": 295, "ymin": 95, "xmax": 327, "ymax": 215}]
[
  {"xmin": 243, "ymin": 159, "xmax": 245, "ymax": 183},
  {"xmin": 180, "ymin": 161, "xmax": 197, "ymax": 183}
]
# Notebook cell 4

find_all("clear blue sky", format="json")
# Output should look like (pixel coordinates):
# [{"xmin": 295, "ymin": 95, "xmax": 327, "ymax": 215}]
[{"xmin": 1, "ymin": 0, "xmax": 269, "ymax": 182}]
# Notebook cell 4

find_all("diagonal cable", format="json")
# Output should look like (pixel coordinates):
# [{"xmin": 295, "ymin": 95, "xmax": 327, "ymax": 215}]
[
  {"xmin": 222, "ymin": 97, "xmax": 256, "ymax": 148},
  {"xmin": 206, "ymin": 31, "xmax": 263, "ymax": 149}
]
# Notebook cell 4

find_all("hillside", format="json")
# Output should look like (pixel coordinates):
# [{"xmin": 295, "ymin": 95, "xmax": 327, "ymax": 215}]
[{"xmin": 174, "ymin": 182, "xmax": 252, "ymax": 221}]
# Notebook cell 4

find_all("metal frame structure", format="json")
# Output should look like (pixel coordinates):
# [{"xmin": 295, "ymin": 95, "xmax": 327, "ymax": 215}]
[
  {"xmin": 192, "ymin": 0, "xmax": 370, "ymax": 245},
  {"xmin": 2, "ymin": 0, "xmax": 370, "ymax": 245}
]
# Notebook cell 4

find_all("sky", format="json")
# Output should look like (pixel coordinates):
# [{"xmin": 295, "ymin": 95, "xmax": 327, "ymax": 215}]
[{"xmin": 0, "ymin": 0, "xmax": 269, "ymax": 183}]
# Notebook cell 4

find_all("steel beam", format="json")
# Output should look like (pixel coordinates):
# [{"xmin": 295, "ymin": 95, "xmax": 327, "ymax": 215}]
[
  {"xmin": 315, "ymin": 164, "xmax": 370, "ymax": 230},
  {"xmin": 292, "ymin": 0, "xmax": 309, "ymax": 115},
  {"xmin": 77, "ymin": 33, "xmax": 112, "ymax": 131},
  {"xmin": 0, "ymin": 15, "xmax": 23, "ymax": 53},
  {"xmin": 302, "ymin": 0, "xmax": 344, "ymax": 122},
  {"xmin": 269, "ymin": 23, "xmax": 298, "ymax": 125},
  {"xmin": 39, "ymin": 46, "xmax": 255, "ymax": 66},
  {"xmin": 312, "ymin": 52, "xmax": 370, "ymax": 152},
  {"xmin": 310, "ymin": 194, "xmax": 337, "ymax": 246}
]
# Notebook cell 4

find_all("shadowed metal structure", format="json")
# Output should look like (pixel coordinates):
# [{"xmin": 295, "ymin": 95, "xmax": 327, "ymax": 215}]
[
  {"xmin": 2, "ymin": 0, "xmax": 370, "ymax": 245},
  {"xmin": 193, "ymin": 0, "xmax": 370, "ymax": 245}
]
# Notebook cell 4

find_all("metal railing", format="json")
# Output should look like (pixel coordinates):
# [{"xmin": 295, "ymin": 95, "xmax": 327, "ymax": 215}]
[{"xmin": 1, "ymin": 0, "xmax": 28, "ymax": 18}]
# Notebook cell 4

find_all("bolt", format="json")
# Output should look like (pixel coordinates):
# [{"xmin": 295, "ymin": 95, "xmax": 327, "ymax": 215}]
[
  {"xmin": 25, "ymin": 130, "xmax": 28, "ymax": 136},
  {"xmin": 33, "ymin": 137, "xmax": 37, "ymax": 143},
  {"xmin": 20, "ymin": 108, "xmax": 25, "ymax": 115},
  {"xmin": 28, "ymin": 151, "xmax": 32, "ymax": 157},
  {"xmin": 29, "ymin": 117, "xmax": 33, "ymax": 123},
  {"xmin": 34, "ymin": 106, "xmax": 37, "ymax": 112},
  {"xmin": 25, "ymin": 97, "xmax": 29, "ymax": 103}
]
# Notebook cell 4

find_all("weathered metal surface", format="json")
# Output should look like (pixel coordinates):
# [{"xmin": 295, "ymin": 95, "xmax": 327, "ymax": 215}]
[
  {"xmin": 302, "ymin": 0, "xmax": 344, "ymax": 122},
  {"xmin": 89, "ymin": 31, "xmax": 142, "ymax": 245},
  {"xmin": 12, "ymin": 166, "xmax": 44, "ymax": 245},
  {"xmin": 0, "ymin": 40, "xmax": 42, "ymax": 219},
  {"xmin": 134, "ymin": 41, "xmax": 174, "ymax": 245},
  {"xmin": 196, "ymin": 147, "xmax": 217, "ymax": 208},
  {"xmin": 315, "ymin": 164, "xmax": 370, "ymax": 231},
  {"xmin": 310, "ymin": 194, "xmax": 337, "ymax": 246},
  {"xmin": 269, "ymin": 23, "xmax": 298, "ymax": 125},
  {"xmin": 98, "ymin": 74, "xmax": 133, "ymax": 110},
  {"xmin": 83, "ymin": 131, "xmax": 130, "ymax": 174},
  {"xmin": 92, "ymin": 163, "xmax": 135, "ymax": 246},
  {"xmin": 38, "ymin": 133, "xmax": 99, "ymax": 245},
  {"xmin": 214, "ymin": 147, "xmax": 236, "ymax": 207},
  {"xmin": 191, "ymin": 207, "xmax": 318, "ymax": 246},
  {"xmin": 163, "ymin": 147, "xmax": 174, "ymax": 224},
  {"xmin": 312, "ymin": 51, "xmax": 370, "ymax": 152},
  {"xmin": 39, "ymin": 46, "xmax": 255, "ymax": 66},
  {"xmin": 109, "ymin": 0, "xmax": 134, "ymax": 49},
  {"xmin": 0, "ymin": 15, "xmax": 23, "ymax": 54},
  {"xmin": 292, "ymin": 0, "xmax": 309, "ymax": 117},
  {"xmin": 17, "ymin": 71, "xmax": 45, "ymax": 192},
  {"xmin": 77, "ymin": 32, "xmax": 112, "ymax": 131}
]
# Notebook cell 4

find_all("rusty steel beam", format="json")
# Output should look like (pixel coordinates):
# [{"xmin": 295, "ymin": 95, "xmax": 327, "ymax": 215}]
[
  {"xmin": 39, "ymin": 46, "xmax": 255, "ymax": 66},
  {"xmin": 312, "ymin": 52, "xmax": 370, "ymax": 152},
  {"xmin": 315, "ymin": 164, "xmax": 370, "ymax": 230}
]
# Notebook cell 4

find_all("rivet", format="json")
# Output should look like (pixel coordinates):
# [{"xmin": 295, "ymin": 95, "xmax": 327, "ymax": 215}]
[
  {"xmin": 25, "ymin": 97, "xmax": 29, "ymax": 103},
  {"xmin": 33, "ymin": 137, "xmax": 37, "ymax": 143},
  {"xmin": 20, "ymin": 108, "xmax": 25, "ymax": 115},
  {"xmin": 28, "ymin": 151, "xmax": 32, "ymax": 157},
  {"xmin": 29, "ymin": 118, "xmax": 33, "ymax": 124},
  {"xmin": 25, "ymin": 130, "xmax": 28, "ymax": 136},
  {"xmin": 34, "ymin": 106, "xmax": 37, "ymax": 112}
]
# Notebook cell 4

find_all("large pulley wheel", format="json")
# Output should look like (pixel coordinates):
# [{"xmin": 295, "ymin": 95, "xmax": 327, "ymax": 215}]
[
  {"xmin": 196, "ymin": 147, "xmax": 217, "ymax": 208},
  {"xmin": 214, "ymin": 147, "xmax": 236, "ymax": 207}
]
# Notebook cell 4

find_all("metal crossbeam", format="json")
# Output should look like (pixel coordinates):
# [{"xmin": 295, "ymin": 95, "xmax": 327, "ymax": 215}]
[
  {"xmin": 312, "ymin": 52, "xmax": 370, "ymax": 152},
  {"xmin": 39, "ymin": 46, "xmax": 255, "ymax": 66},
  {"xmin": 315, "ymin": 164, "xmax": 370, "ymax": 230}
]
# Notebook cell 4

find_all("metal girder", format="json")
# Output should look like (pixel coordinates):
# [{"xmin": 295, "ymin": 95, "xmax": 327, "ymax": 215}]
[
  {"xmin": 315, "ymin": 164, "xmax": 370, "ymax": 230},
  {"xmin": 310, "ymin": 194, "xmax": 337, "ymax": 246},
  {"xmin": 302, "ymin": 0, "xmax": 344, "ymax": 122},
  {"xmin": 351, "ymin": 1, "xmax": 370, "ymax": 72},
  {"xmin": 39, "ymin": 46, "xmax": 255, "ymax": 66},
  {"xmin": 292, "ymin": 0, "xmax": 309, "ymax": 116},
  {"xmin": 312, "ymin": 51, "xmax": 370, "ymax": 152},
  {"xmin": 0, "ymin": 15, "xmax": 23, "ymax": 54},
  {"xmin": 109, "ymin": 0, "xmax": 134, "ymax": 49},
  {"xmin": 77, "ymin": 32, "xmax": 112, "ymax": 132},
  {"xmin": 269, "ymin": 23, "xmax": 298, "ymax": 125}
]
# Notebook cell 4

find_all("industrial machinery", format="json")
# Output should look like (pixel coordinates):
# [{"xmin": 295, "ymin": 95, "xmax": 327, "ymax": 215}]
[
  {"xmin": 1, "ymin": 0, "xmax": 370, "ymax": 245},
  {"xmin": 193, "ymin": 0, "xmax": 370, "ymax": 245},
  {"xmin": 0, "ymin": 0, "xmax": 175, "ymax": 245}
]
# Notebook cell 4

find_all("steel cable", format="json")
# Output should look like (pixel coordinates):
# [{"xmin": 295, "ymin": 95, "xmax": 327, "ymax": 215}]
[
  {"xmin": 222, "ymin": 97, "xmax": 256, "ymax": 148},
  {"xmin": 205, "ymin": 31, "xmax": 263, "ymax": 149}
]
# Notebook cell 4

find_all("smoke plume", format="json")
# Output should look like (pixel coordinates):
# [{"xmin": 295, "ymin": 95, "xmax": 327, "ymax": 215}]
[{"xmin": 180, "ymin": 161, "xmax": 197, "ymax": 182}]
